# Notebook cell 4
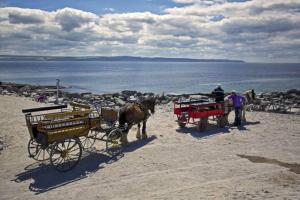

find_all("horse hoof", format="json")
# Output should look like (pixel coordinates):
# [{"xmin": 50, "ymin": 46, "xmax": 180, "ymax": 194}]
[
  {"xmin": 121, "ymin": 142, "xmax": 129, "ymax": 146},
  {"xmin": 142, "ymin": 135, "xmax": 148, "ymax": 139}
]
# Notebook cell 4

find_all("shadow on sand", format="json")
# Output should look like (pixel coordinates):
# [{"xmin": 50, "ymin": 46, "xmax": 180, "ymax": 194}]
[
  {"xmin": 13, "ymin": 135, "xmax": 156, "ymax": 195},
  {"xmin": 176, "ymin": 120, "xmax": 260, "ymax": 139},
  {"xmin": 123, "ymin": 135, "xmax": 156, "ymax": 153},
  {"xmin": 237, "ymin": 154, "xmax": 300, "ymax": 174}
]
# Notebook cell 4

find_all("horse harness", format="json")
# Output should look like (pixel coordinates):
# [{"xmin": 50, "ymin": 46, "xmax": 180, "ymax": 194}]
[{"xmin": 135, "ymin": 102, "xmax": 151, "ymax": 120}]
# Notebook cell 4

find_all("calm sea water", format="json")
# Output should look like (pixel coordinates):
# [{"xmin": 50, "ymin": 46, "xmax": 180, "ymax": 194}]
[{"xmin": 0, "ymin": 61, "xmax": 299, "ymax": 94}]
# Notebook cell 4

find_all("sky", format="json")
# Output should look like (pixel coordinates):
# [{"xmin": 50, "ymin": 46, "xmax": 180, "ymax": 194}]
[{"xmin": 0, "ymin": 0, "xmax": 299, "ymax": 62}]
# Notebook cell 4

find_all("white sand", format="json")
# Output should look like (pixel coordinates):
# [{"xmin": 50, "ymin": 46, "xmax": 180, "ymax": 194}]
[{"xmin": 0, "ymin": 95, "xmax": 300, "ymax": 200}]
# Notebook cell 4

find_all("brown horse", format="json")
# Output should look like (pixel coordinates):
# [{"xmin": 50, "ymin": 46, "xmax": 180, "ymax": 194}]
[{"xmin": 118, "ymin": 98, "xmax": 156, "ymax": 145}]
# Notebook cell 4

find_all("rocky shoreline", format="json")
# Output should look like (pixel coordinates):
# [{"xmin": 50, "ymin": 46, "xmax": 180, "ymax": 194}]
[{"xmin": 0, "ymin": 82, "xmax": 299, "ymax": 114}]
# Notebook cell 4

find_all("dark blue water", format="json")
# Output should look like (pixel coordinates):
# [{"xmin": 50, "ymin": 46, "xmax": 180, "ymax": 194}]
[{"xmin": 0, "ymin": 61, "xmax": 299, "ymax": 94}]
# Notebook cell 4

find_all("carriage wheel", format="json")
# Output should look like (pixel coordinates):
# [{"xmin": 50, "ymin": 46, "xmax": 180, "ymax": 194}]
[
  {"xmin": 106, "ymin": 128, "xmax": 122, "ymax": 156},
  {"xmin": 27, "ymin": 138, "xmax": 49, "ymax": 161},
  {"xmin": 50, "ymin": 138, "xmax": 82, "ymax": 172},
  {"xmin": 80, "ymin": 130, "xmax": 97, "ymax": 150},
  {"xmin": 198, "ymin": 118, "xmax": 208, "ymax": 132},
  {"xmin": 217, "ymin": 116, "xmax": 225, "ymax": 128},
  {"xmin": 178, "ymin": 114, "xmax": 187, "ymax": 128}
]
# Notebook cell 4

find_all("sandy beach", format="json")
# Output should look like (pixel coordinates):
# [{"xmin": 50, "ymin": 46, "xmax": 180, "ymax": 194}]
[{"xmin": 0, "ymin": 94, "xmax": 300, "ymax": 200}]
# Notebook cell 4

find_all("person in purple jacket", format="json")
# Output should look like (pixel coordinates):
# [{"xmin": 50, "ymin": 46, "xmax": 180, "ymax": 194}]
[{"xmin": 228, "ymin": 90, "xmax": 245, "ymax": 126}]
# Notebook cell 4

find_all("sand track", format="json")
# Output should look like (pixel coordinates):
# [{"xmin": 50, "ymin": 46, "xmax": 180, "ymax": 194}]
[{"xmin": 0, "ymin": 95, "xmax": 299, "ymax": 200}]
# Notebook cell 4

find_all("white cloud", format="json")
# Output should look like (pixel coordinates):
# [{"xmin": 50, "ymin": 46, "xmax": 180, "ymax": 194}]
[
  {"xmin": 54, "ymin": 8, "xmax": 98, "ymax": 31},
  {"xmin": 103, "ymin": 8, "xmax": 116, "ymax": 12},
  {"xmin": 0, "ymin": 0, "xmax": 299, "ymax": 62}
]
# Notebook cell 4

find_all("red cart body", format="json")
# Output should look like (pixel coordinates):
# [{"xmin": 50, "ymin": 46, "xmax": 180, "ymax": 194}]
[{"xmin": 174, "ymin": 100, "xmax": 225, "ymax": 131}]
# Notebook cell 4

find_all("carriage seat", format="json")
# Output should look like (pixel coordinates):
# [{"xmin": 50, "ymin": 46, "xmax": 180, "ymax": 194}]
[{"xmin": 100, "ymin": 107, "xmax": 118, "ymax": 127}]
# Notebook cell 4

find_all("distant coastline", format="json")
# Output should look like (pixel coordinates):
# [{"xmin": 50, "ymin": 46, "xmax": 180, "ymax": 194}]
[{"xmin": 0, "ymin": 55, "xmax": 245, "ymax": 63}]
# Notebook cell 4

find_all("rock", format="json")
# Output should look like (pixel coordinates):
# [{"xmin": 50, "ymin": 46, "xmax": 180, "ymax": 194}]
[
  {"xmin": 30, "ymin": 92, "xmax": 38, "ymax": 98},
  {"xmin": 1, "ymin": 90, "xmax": 11, "ymax": 95},
  {"xmin": 22, "ymin": 92, "xmax": 30, "ymax": 97},
  {"xmin": 171, "ymin": 97, "xmax": 179, "ymax": 102},
  {"xmin": 65, "ymin": 92, "xmax": 81, "ymax": 99},
  {"xmin": 19, "ymin": 85, "xmax": 32, "ymax": 93},
  {"xmin": 57, "ymin": 98, "xmax": 64, "ymax": 104},
  {"xmin": 104, "ymin": 95, "xmax": 114, "ymax": 102},
  {"xmin": 121, "ymin": 90, "xmax": 137, "ymax": 97},
  {"xmin": 112, "ymin": 93, "xmax": 121, "ymax": 97},
  {"xmin": 257, "ymin": 92, "xmax": 264, "ymax": 98},
  {"xmin": 6, "ymin": 86, "xmax": 19, "ymax": 93},
  {"xmin": 143, "ymin": 92, "xmax": 155, "ymax": 97},
  {"xmin": 114, "ymin": 97, "xmax": 125, "ymax": 106},
  {"xmin": 47, "ymin": 96, "xmax": 57, "ymax": 103},
  {"xmin": 128, "ymin": 95, "xmax": 138, "ymax": 102},
  {"xmin": 107, "ymin": 101, "xmax": 116, "ymax": 107},
  {"xmin": 0, "ymin": 87, "xmax": 3, "ymax": 94},
  {"xmin": 161, "ymin": 100, "xmax": 170, "ymax": 104},
  {"xmin": 286, "ymin": 89, "xmax": 299, "ymax": 95},
  {"xmin": 270, "ymin": 92, "xmax": 281, "ymax": 98},
  {"xmin": 82, "ymin": 94, "xmax": 93, "ymax": 100},
  {"xmin": 81, "ymin": 92, "xmax": 92, "ymax": 99},
  {"xmin": 136, "ymin": 92, "xmax": 143, "ymax": 97}
]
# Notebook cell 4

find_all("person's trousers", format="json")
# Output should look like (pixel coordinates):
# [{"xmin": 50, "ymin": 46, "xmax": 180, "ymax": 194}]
[{"xmin": 234, "ymin": 107, "xmax": 241, "ymax": 126}]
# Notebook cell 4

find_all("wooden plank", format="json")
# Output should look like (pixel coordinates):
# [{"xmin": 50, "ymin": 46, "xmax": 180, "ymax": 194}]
[{"xmin": 22, "ymin": 105, "xmax": 67, "ymax": 113}]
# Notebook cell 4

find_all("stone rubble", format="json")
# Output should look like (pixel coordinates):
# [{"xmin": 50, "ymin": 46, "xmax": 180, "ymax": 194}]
[
  {"xmin": 0, "ymin": 82, "xmax": 299, "ymax": 114},
  {"xmin": 248, "ymin": 89, "xmax": 300, "ymax": 113}
]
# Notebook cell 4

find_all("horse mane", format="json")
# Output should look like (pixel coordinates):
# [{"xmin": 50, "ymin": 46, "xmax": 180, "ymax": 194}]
[{"xmin": 118, "ymin": 97, "xmax": 156, "ymax": 126}]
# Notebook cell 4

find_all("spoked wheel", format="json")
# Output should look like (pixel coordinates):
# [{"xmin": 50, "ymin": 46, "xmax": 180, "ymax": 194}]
[
  {"xmin": 80, "ymin": 130, "xmax": 97, "ymax": 150},
  {"xmin": 106, "ymin": 128, "xmax": 122, "ymax": 156},
  {"xmin": 27, "ymin": 138, "xmax": 49, "ymax": 161},
  {"xmin": 178, "ymin": 114, "xmax": 187, "ymax": 128},
  {"xmin": 50, "ymin": 138, "xmax": 82, "ymax": 172}
]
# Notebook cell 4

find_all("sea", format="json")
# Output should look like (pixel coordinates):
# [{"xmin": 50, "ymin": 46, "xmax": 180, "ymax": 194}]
[{"xmin": 0, "ymin": 61, "xmax": 299, "ymax": 94}]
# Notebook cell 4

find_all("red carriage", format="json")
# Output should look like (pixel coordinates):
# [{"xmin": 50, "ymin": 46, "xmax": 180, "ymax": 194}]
[{"xmin": 174, "ymin": 99, "xmax": 226, "ymax": 131}]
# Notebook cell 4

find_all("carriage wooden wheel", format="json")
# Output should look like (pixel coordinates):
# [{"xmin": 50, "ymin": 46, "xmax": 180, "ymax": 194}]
[
  {"xmin": 106, "ymin": 128, "xmax": 123, "ymax": 156},
  {"xmin": 27, "ymin": 138, "xmax": 49, "ymax": 161},
  {"xmin": 49, "ymin": 138, "xmax": 82, "ymax": 172},
  {"xmin": 178, "ymin": 114, "xmax": 187, "ymax": 128},
  {"xmin": 79, "ymin": 130, "xmax": 98, "ymax": 150},
  {"xmin": 23, "ymin": 103, "xmax": 124, "ymax": 172}
]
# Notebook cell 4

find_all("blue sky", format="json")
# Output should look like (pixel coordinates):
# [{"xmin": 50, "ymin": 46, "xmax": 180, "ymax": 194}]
[
  {"xmin": 0, "ymin": 0, "xmax": 251, "ymax": 14},
  {"xmin": 0, "ymin": 0, "xmax": 299, "ymax": 62},
  {"xmin": 0, "ymin": 0, "xmax": 184, "ymax": 14}
]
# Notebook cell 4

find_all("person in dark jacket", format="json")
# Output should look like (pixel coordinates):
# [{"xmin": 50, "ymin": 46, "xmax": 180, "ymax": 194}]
[{"xmin": 212, "ymin": 84, "xmax": 224, "ymax": 103}]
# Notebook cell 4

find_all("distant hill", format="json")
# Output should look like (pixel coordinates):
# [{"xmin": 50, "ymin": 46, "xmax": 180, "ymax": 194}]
[{"xmin": 0, "ymin": 55, "xmax": 245, "ymax": 63}]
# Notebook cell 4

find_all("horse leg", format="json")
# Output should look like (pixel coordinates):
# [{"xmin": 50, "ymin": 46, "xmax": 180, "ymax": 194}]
[
  {"xmin": 224, "ymin": 113, "xmax": 229, "ymax": 125},
  {"xmin": 142, "ymin": 120, "xmax": 148, "ymax": 139},
  {"xmin": 136, "ymin": 123, "xmax": 141, "ymax": 139},
  {"xmin": 121, "ymin": 125, "xmax": 131, "ymax": 146},
  {"xmin": 241, "ymin": 106, "xmax": 246, "ymax": 122}
]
